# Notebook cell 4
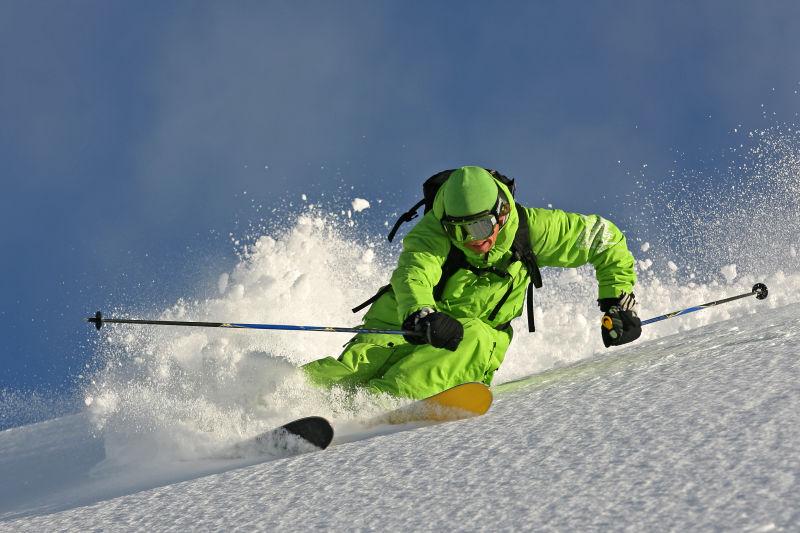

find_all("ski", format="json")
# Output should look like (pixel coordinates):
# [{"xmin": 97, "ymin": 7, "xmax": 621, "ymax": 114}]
[
  {"xmin": 230, "ymin": 416, "xmax": 334, "ymax": 458},
  {"xmin": 368, "ymin": 382, "xmax": 493, "ymax": 426},
  {"xmin": 228, "ymin": 384, "xmax": 489, "ymax": 458}
]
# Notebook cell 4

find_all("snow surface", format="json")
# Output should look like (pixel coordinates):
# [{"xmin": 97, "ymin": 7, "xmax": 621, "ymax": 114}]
[{"xmin": 1, "ymin": 302, "xmax": 798, "ymax": 530}]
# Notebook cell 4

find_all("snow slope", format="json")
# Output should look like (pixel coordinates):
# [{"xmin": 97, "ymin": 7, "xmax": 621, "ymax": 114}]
[{"xmin": 2, "ymin": 301, "xmax": 797, "ymax": 531}]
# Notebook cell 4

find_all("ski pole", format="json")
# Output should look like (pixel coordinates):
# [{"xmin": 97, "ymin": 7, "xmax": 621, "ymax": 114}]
[
  {"xmin": 639, "ymin": 282, "xmax": 768, "ymax": 326},
  {"xmin": 87, "ymin": 311, "xmax": 417, "ymax": 336}
]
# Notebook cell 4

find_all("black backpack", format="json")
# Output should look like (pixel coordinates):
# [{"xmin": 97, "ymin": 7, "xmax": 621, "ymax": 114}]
[{"xmin": 354, "ymin": 168, "xmax": 543, "ymax": 332}]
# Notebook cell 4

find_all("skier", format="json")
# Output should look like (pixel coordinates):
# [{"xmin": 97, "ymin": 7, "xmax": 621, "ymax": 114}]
[{"xmin": 303, "ymin": 166, "xmax": 641, "ymax": 399}]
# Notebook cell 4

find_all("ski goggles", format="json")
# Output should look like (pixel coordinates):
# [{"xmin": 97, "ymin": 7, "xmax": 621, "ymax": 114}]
[{"xmin": 441, "ymin": 189, "xmax": 511, "ymax": 243}]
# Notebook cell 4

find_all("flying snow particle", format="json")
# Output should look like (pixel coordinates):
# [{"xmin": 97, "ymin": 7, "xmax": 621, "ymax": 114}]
[
  {"xmin": 351, "ymin": 198, "xmax": 371, "ymax": 212},
  {"xmin": 217, "ymin": 273, "xmax": 229, "ymax": 294},
  {"xmin": 301, "ymin": 194, "xmax": 308, "ymax": 202},
  {"xmin": 667, "ymin": 261, "xmax": 678, "ymax": 272},
  {"xmin": 720, "ymin": 264, "xmax": 738, "ymax": 284},
  {"xmin": 640, "ymin": 242, "xmax": 651, "ymax": 252}
]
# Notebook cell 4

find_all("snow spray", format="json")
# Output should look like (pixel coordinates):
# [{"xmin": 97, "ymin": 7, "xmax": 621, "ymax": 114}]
[{"xmin": 81, "ymin": 126, "xmax": 800, "ymax": 468}]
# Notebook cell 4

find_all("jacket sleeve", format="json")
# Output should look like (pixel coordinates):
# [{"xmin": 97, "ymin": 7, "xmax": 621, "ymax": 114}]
[
  {"xmin": 527, "ymin": 207, "xmax": 637, "ymax": 300},
  {"xmin": 390, "ymin": 211, "xmax": 451, "ymax": 321}
]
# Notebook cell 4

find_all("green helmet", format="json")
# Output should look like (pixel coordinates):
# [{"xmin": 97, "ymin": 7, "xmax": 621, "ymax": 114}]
[
  {"xmin": 440, "ymin": 166, "xmax": 511, "ymax": 243},
  {"xmin": 442, "ymin": 166, "xmax": 498, "ymax": 218}
]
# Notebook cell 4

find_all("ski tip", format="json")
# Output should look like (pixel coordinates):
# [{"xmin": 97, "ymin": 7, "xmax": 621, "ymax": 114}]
[
  {"xmin": 282, "ymin": 416, "xmax": 334, "ymax": 450},
  {"xmin": 753, "ymin": 283, "xmax": 768, "ymax": 300}
]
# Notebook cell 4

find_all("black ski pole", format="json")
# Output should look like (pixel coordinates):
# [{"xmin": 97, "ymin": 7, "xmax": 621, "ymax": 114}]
[
  {"xmin": 640, "ymin": 282, "xmax": 768, "ymax": 326},
  {"xmin": 87, "ymin": 311, "xmax": 418, "ymax": 336}
]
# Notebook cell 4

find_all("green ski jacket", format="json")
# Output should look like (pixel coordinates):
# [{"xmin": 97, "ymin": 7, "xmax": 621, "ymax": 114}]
[{"xmin": 360, "ymin": 179, "xmax": 636, "ymax": 331}]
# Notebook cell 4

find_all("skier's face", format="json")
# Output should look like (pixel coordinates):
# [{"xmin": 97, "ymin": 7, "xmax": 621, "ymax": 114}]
[{"xmin": 463, "ymin": 214, "xmax": 506, "ymax": 255}]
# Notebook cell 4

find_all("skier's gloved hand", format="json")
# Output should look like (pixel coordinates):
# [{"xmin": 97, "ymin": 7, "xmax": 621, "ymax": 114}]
[
  {"xmin": 599, "ymin": 292, "xmax": 642, "ymax": 348},
  {"xmin": 402, "ymin": 307, "xmax": 464, "ymax": 351}
]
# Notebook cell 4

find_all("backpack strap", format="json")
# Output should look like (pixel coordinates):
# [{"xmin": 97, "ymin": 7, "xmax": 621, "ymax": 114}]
[
  {"xmin": 434, "ymin": 246, "xmax": 513, "ymax": 330},
  {"xmin": 512, "ymin": 204, "xmax": 542, "ymax": 332},
  {"xmin": 433, "ymin": 246, "xmax": 468, "ymax": 301},
  {"xmin": 388, "ymin": 169, "xmax": 455, "ymax": 242},
  {"xmin": 387, "ymin": 199, "xmax": 426, "ymax": 243},
  {"xmin": 351, "ymin": 284, "xmax": 392, "ymax": 313},
  {"xmin": 512, "ymin": 205, "xmax": 542, "ymax": 288}
]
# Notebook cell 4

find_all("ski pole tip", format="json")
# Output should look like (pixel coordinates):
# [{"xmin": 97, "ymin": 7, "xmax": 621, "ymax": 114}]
[
  {"xmin": 753, "ymin": 283, "xmax": 768, "ymax": 300},
  {"xmin": 88, "ymin": 311, "xmax": 104, "ymax": 330}
]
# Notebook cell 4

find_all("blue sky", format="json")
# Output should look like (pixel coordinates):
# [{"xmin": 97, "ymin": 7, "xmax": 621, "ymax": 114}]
[{"xmin": 2, "ymin": 1, "xmax": 800, "ymax": 396}]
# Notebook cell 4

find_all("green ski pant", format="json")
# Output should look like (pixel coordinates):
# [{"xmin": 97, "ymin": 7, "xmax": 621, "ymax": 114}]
[{"xmin": 302, "ymin": 318, "xmax": 512, "ymax": 400}]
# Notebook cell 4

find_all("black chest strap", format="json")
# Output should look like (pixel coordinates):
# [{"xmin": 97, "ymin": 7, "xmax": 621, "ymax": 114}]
[{"xmin": 513, "ymin": 205, "xmax": 542, "ymax": 332}]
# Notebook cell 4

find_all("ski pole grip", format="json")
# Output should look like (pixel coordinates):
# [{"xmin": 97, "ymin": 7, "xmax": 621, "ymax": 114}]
[{"xmin": 601, "ymin": 315, "xmax": 613, "ymax": 330}]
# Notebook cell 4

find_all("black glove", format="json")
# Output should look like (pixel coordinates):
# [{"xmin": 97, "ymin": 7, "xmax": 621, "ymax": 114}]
[
  {"xmin": 599, "ymin": 292, "xmax": 642, "ymax": 348},
  {"xmin": 402, "ymin": 307, "xmax": 464, "ymax": 351}
]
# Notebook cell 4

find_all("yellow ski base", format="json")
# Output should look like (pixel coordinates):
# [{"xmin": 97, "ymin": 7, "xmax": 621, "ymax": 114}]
[{"xmin": 379, "ymin": 382, "xmax": 493, "ymax": 425}]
